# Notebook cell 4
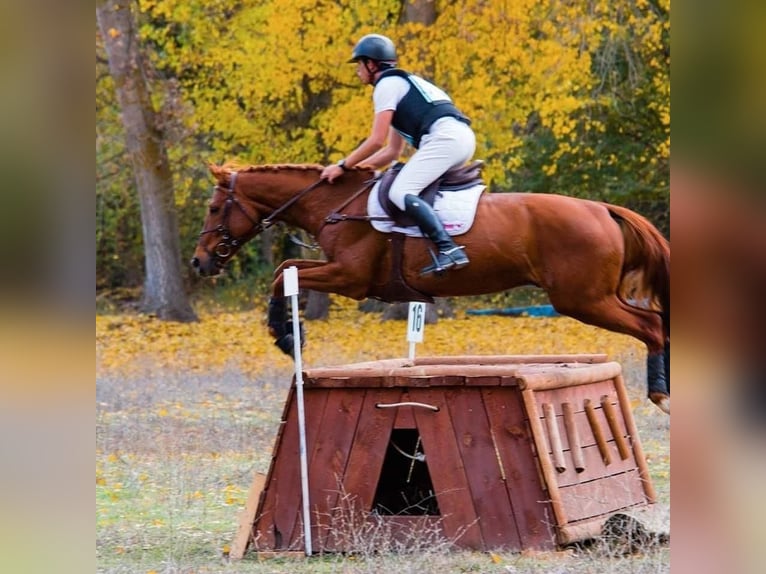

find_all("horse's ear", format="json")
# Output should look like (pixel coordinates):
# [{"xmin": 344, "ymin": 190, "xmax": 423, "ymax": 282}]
[{"xmin": 208, "ymin": 163, "xmax": 225, "ymax": 182}]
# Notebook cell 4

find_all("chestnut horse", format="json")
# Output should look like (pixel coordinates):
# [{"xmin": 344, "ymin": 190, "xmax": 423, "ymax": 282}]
[{"xmin": 192, "ymin": 163, "xmax": 670, "ymax": 413}]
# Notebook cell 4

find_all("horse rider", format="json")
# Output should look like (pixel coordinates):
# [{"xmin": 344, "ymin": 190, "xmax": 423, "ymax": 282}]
[{"xmin": 320, "ymin": 33, "xmax": 476, "ymax": 275}]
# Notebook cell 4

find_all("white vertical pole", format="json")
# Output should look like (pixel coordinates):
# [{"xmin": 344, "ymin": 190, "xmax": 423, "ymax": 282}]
[
  {"xmin": 407, "ymin": 302, "xmax": 426, "ymax": 361},
  {"xmin": 282, "ymin": 266, "xmax": 312, "ymax": 556}
]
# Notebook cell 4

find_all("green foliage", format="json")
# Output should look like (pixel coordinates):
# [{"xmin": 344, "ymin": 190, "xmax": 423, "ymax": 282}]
[{"xmin": 96, "ymin": 0, "xmax": 670, "ymax": 291}]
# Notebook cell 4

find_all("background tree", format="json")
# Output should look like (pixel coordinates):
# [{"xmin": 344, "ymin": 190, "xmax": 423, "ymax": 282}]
[
  {"xmin": 96, "ymin": 0, "xmax": 669, "ymax": 304},
  {"xmin": 96, "ymin": 0, "xmax": 196, "ymax": 320}
]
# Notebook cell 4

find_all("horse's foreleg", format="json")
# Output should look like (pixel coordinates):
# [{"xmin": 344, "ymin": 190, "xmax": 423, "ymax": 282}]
[
  {"xmin": 267, "ymin": 295, "xmax": 299, "ymax": 357},
  {"xmin": 267, "ymin": 260, "xmax": 324, "ymax": 357}
]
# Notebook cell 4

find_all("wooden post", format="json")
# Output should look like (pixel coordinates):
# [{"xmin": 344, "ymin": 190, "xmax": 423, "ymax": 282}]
[
  {"xmin": 614, "ymin": 374, "xmax": 657, "ymax": 502},
  {"xmin": 542, "ymin": 403, "xmax": 566, "ymax": 473},
  {"xmin": 524, "ymin": 391, "xmax": 568, "ymax": 527},
  {"xmin": 601, "ymin": 395, "xmax": 630, "ymax": 461},
  {"xmin": 562, "ymin": 402, "xmax": 585, "ymax": 473},
  {"xmin": 584, "ymin": 399, "xmax": 612, "ymax": 466}
]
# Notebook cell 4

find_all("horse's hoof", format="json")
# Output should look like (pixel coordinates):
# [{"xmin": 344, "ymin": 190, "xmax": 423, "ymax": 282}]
[{"xmin": 649, "ymin": 392, "xmax": 670, "ymax": 415}]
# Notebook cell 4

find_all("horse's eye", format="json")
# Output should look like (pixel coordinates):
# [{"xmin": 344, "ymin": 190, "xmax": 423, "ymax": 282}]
[{"xmin": 209, "ymin": 206, "xmax": 220, "ymax": 215}]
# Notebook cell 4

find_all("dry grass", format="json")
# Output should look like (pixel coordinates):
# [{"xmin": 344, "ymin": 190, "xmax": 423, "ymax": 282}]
[{"xmin": 96, "ymin": 297, "xmax": 669, "ymax": 573}]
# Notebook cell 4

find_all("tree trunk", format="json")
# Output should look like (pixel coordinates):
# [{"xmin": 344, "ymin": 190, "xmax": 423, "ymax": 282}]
[
  {"xmin": 96, "ymin": 0, "xmax": 196, "ymax": 322},
  {"xmin": 399, "ymin": 0, "xmax": 436, "ymax": 25}
]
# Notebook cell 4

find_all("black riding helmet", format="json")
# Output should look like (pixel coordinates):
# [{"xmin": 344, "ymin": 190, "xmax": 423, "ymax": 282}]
[{"xmin": 348, "ymin": 34, "xmax": 397, "ymax": 64}]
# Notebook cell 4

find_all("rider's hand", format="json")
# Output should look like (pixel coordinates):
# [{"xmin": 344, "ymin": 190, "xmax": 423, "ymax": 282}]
[{"xmin": 320, "ymin": 164, "xmax": 343, "ymax": 183}]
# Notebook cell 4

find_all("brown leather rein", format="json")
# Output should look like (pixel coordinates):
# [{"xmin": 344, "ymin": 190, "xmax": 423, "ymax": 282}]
[{"xmin": 198, "ymin": 171, "xmax": 383, "ymax": 260}]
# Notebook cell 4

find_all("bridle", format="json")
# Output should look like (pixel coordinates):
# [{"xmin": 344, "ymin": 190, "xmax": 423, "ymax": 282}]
[
  {"xmin": 197, "ymin": 171, "xmax": 330, "ymax": 262},
  {"xmin": 197, "ymin": 169, "xmax": 382, "ymax": 264}
]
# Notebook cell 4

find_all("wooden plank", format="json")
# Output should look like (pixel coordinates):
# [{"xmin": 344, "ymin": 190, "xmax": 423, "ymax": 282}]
[
  {"xmin": 253, "ymin": 386, "xmax": 329, "ymax": 551},
  {"xmin": 230, "ymin": 472, "xmax": 266, "ymax": 560},
  {"xmin": 322, "ymin": 388, "xmax": 400, "ymax": 552},
  {"xmin": 410, "ymin": 388, "xmax": 484, "ymax": 549},
  {"xmin": 444, "ymin": 387, "xmax": 522, "ymax": 549},
  {"xmin": 553, "ymin": 443, "xmax": 638, "ymax": 487},
  {"xmin": 251, "ymin": 387, "xmax": 296, "ymax": 550},
  {"xmin": 392, "ymin": 395, "xmax": 417, "ymax": 429},
  {"xmin": 482, "ymin": 388, "xmax": 555, "ymax": 549},
  {"xmin": 522, "ymin": 389, "xmax": 568, "ymax": 529},
  {"xmin": 303, "ymin": 364, "xmax": 604, "ymax": 387},
  {"xmin": 250, "ymin": 386, "xmax": 295, "ymax": 550},
  {"xmin": 558, "ymin": 470, "xmax": 648, "ymax": 523},
  {"xmin": 614, "ymin": 373, "xmax": 657, "ymax": 502},
  {"xmin": 413, "ymin": 354, "xmax": 608, "ymax": 366},
  {"xmin": 290, "ymin": 388, "xmax": 366, "ymax": 550}
]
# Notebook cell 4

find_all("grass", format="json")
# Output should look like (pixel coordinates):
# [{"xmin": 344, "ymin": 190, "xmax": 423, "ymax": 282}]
[{"xmin": 96, "ymin": 295, "xmax": 669, "ymax": 573}]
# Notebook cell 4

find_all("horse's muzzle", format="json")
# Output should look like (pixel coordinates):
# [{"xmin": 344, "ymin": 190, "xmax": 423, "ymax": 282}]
[{"xmin": 190, "ymin": 255, "xmax": 221, "ymax": 277}]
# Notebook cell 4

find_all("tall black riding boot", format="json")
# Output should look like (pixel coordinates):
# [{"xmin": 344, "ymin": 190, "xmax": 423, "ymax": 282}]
[{"xmin": 403, "ymin": 194, "xmax": 469, "ymax": 275}]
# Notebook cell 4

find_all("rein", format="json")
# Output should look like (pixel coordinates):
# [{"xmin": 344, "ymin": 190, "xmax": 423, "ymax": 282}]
[
  {"xmin": 198, "ymin": 171, "xmax": 381, "ymax": 262},
  {"xmin": 323, "ymin": 177, "xmax": 387, "ymax": 225}
]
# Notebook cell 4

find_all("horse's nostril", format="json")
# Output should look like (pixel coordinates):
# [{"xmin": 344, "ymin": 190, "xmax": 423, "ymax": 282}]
[{"xmin": 191, "ymin": 257, "xmax": 200, "ymax": 268}]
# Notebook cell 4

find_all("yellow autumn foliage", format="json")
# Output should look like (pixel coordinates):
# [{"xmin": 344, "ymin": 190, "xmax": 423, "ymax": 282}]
[
  {"xmin": 133, "ymin": 0, "xmax": 668, "ymax": 190},
  {"xmin": 96, "ymin": 295, "xmax": 644, "ymax": 384}
]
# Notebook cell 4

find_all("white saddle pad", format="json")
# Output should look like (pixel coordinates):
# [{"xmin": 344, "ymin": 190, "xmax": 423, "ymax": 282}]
[{"xmin": 367, "ymin": 181, "xmax": 486, "ymax": 237}]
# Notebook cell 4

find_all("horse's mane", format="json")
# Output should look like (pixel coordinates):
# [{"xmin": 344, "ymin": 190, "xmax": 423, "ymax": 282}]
[{"xmin": 208, "ymin": 162, "xmax": 325, "ymax": 183}]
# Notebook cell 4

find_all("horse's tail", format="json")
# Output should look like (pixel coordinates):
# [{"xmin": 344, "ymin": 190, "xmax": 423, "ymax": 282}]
[{"xmin": 605, "ymin": 203, "xmax": 670, "ymax": 341}]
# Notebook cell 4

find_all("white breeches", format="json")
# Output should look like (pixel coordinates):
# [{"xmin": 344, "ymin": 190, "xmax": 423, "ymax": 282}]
[{"xmin": 388, "ymin": 117, "xmax": 476, "ymax": 210}]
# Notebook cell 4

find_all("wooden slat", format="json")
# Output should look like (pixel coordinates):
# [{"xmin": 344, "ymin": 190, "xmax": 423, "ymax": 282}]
[
  {"xmin": 230, "ymin": 472, "xmax": 267, "ymax": 560},
  {"xmin": 444, "ymin": 387, "xmax": 522, "ymax": 549},
  {"xmin": 253, "ymin": 386, "xmax": 329, "ymax": 551},
  {"xmin": 481, "ymin": 388, "xmax": 556, "ymax": 549},
  {"xmin": 412, "ymin": 354, "xmax": 608, "ymax": 366},
  {"xmin": 323, "ymin": 388, "xmax": 399, "ymax": 551},
  {"xmin": 614, "ymin": 373, "xmax": 657, "ymax": 502},
  {"xmin": 392, "ymin": 395, "xmax": 417, "ymax": 429},
  {"xmin": 250, "ymin": 386, "xmax": 295, "ymax": 551},
  {"xmin": 291, "ymin": 388, "xmax": 366, "ymax": 550},
  {"xmin": 522, "ymin": 389, "xmax": 568, "ymax": 528},
  {"xmin": 558, "ymin": 470, "xmax": 648, "ymax": 523},
  {"xmin": 553, "ymin": 443, "xmax": 638, "ymax": 487},
  {"xmin": 410, "ymin": 388, "xmax": 484, "ymax": 549}
]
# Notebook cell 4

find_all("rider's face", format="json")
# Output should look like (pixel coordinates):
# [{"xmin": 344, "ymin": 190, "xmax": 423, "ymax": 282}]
[{"xmin": 356, "ymin": 60, "xmax": 376, "ymax": 85}]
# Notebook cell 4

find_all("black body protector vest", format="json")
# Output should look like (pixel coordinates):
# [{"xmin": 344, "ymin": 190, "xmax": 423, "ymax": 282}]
[{"xmin": 375, "ymin": 68, "xmax": 471, "ymax": 149}]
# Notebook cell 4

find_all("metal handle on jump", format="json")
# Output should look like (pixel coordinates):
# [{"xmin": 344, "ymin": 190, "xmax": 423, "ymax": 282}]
[{"xmin": 375, "ymin": 401, "xmax": 440, "ymax": 412}]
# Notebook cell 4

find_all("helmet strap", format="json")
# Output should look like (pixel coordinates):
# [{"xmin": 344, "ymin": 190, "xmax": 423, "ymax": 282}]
[{"xmin": 363, "ymin": 59, "xmax": 378, "ymax": 80}]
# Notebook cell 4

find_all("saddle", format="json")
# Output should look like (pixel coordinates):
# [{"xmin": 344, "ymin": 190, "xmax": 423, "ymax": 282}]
[{"xmin": 377, "ymin": 160, "xmax": 484, "ymax": 228}]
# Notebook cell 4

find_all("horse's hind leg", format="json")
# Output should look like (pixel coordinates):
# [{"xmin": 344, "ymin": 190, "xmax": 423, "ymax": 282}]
[{"xmin": 551, "ymin": 294, "xmax": 669, "ymax": 414}]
